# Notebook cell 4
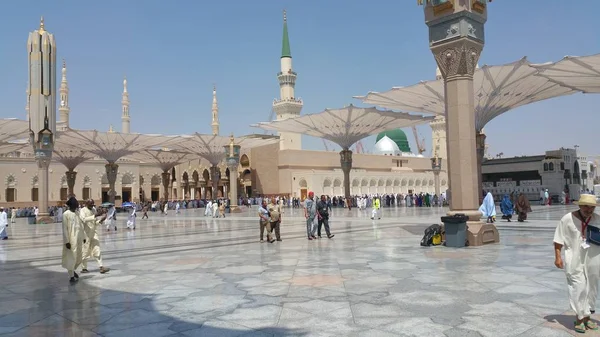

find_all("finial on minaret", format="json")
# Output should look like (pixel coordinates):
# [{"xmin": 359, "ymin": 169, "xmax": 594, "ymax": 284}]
[
  {"xmin": 123, "ymin": 76, "xmax": 128, "ymax": 93},
  {"xmin": 109, "ymin": 124, "xmax": 114, "ymax": 133},
  {"xmin": 283, "ymin": 9, "xmax": 287, "ymax": 22},
  {"xmin": 39, "ymin": 16, "xmax": 45, "ymax": 31}
]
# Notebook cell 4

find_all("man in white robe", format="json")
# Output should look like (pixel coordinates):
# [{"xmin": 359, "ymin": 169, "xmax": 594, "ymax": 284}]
[
  {"xmin": 205, "ymin": 200, "xmax": 212, "ymax": 216},
  {"xmin": 126, "ymin": 207, "xmax": 136, "ymax": 230},
  {"xmin": 80, "ymin": 199, "xmax": 109, "ymax": 274},
  {"xmin": 554, "ymin": 194, "xmax": 600, "ymax": 332},
  {"xmin": 105, "ymin": 206, "xmax": 117, "ymax": 231},
  {"xmin": 175, "ymin": 202, "xmax": 180, "ymax": 214},
  {"xmin": 0, "ymin": 207, "xmax": 8, "ymax": 240},
  {"xmin": 212, "ymin": 201, "xmax": 218, "ymax": 218},
  {"xmin": 62, "ymin": 197, "xmax": 87, "ymax": 283}
]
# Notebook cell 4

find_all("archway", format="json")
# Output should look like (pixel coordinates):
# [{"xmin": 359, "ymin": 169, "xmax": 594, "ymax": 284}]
[{"xmin": 202, "ymin": 169, "xmax": 211, "ymax": 199}]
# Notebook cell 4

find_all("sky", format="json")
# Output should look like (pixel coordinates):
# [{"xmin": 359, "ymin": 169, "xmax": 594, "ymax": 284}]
[{"xmin": 1, "ymin": 0, "xmax": 599, "ymax": 159}]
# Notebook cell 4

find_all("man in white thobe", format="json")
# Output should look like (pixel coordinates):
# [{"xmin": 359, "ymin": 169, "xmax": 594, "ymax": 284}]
[
  {"xmin": 554, "ymin": 194, "xmax": 600, "ymax": 332},
  {"xmin": 62, "ymin": 197, "xmax": 86, "ymax": 283},
  {"xmin": 205, "ymin": 200, "xmax": 212, "ymax": 216},
  {"xmin": 105, "ymin": 206, "xmax": 116, "ymax": 231},
  {"xmin": 126, "ymin": 207, "xmax": 136, "ymax": 230},
  {"xmin": 0, "ymin": 207, "xmax": 8, "ymax": 240},
  {"xmin": 80, "ymin": 199, "xmax": 109, "ymax": 274}
]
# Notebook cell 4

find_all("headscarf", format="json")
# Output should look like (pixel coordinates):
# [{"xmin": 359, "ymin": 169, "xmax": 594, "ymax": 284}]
[
  {"xmin": 516, "ymin": 193, "xmax": 532, "ymax": 213},
  {"xmin": 478, "ymin": 192, "xmax": 496, "ymax": 217},
  {"xmin": 500, "ymin": 194, "xmax": 513, "ymax": 215}
]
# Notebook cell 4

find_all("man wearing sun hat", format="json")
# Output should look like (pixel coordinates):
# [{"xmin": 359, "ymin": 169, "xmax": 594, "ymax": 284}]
[{"xmin": 554, "ymin": 194, "xmax": 600, "ymax": 333}]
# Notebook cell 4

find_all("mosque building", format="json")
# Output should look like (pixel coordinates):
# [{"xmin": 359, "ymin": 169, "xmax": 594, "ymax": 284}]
[{"xmin": 0, "ymin": 15, "xmax": 450, "ymax": 207}]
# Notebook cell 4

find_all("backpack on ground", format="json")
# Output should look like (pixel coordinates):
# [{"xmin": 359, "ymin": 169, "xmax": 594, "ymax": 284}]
[{"xmin": 420, "ymin": 224, "xmax": 443, "ymax": 247}]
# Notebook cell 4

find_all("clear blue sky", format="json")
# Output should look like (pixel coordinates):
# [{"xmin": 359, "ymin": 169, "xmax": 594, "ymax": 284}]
[{"xmin": 1, "ymin": 0, "xmax": 599, "ymax": 158}]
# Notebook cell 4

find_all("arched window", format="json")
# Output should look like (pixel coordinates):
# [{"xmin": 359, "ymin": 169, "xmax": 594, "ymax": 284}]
[
  {"xmin": 549, "ymin": 162, "xmax": 554, "ymax": 171},
  {"xmin": 543, "ymin": 163, "xmax": 549, "ymax": 171}
]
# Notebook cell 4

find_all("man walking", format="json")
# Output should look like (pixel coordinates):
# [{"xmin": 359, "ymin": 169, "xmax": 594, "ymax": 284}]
[
  {"xmin": 554, "ymin": 194, "xmax": 600, "ymax": 333},
  {"xmin": 62, "ymin": 197, "xmax": 86, "ymax": 284},
  {"xmin": 317, "ymin": 195, "xmax": 334, "ymax": 239},
  {"xmin": 304, "ymin": 192, "xmax": 317, "ymax": 240},
  {"xmin": 80, "ymin": 200, "xmax": 109, "ymax": 274},
  {"xmin": 0, "ymin": 207, "xmax": 8, "ymax": 240},
  {"xmin": 258, "ymin": 200, "xmax": 274, "ymax": 243},
  {"xmin": 268, "ymin": 199, "xmax": 282, "ymax": 241}
]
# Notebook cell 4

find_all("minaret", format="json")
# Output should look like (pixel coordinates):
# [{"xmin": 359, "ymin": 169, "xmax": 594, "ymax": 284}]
[
  {"xmin": 58, "ymin": 59, "xmax": 70, "ymax": 130},
  {"xmin": 211, "ymin": 85, "xmax": 219, "ymax": 135},
  {"xmin": 25, "ymin": 88, "xmax": 30, "ymax": 121},
  {"xmin": 121, "ymin": 77, "xmax": 130, "ymax": 133},
  {"xmin": 272, "ymin": 10, "xmax": 303, "ymax": 151},
  {"xmin": 27, "ymin": 16, "xmax": 57, "ymax": 222},
  {"xmin": 430, "ymin": 67, "xmax": 447, "ymax": 159}
]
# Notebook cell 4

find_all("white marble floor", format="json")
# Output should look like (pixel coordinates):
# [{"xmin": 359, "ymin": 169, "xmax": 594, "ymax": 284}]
[{"xmin": 0, "ymin": 205, "xmax": 597, "ymax": 336}]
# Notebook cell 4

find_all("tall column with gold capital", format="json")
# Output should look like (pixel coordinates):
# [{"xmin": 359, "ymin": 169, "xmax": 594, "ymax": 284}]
[
  {"xmin": 421, "ymin": 0, "xmax": 498, "ymax": 245},
  {"xmin": 225, "ymin": 135, "xmax": 242, "ymax": 213},
  {"xmin": 105, "ymin": 163, "xmax": 119, "ymax": 204},
  {"xmin": 340, "ymin": 149, "xmax": 352, "ymax": 199},
  {"xmin": 28, "ymin": 18, "xmax": 57, "ymax": 224}
]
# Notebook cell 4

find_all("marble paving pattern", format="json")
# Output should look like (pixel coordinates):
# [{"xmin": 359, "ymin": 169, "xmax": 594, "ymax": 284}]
[{"xmin": 0, "ymin": 205, "xmax": 598, "ymax": 336}]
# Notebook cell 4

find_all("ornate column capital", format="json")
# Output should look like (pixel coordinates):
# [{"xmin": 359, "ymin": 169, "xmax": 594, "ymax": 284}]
[{"xmin": 432, "ymin": 39, "xmax": 482, "ymax": 79}]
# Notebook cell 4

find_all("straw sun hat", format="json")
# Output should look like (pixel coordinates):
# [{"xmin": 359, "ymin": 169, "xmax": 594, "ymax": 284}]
[{"xmin": 576, "ymin": 194, "xmax": 598, "ymax": 207}]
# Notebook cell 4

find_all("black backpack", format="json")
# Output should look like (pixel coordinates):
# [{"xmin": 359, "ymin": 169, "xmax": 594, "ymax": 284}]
[{"xmin": 420, "ymin": 224, "xmax": 443, "ymax": 247}]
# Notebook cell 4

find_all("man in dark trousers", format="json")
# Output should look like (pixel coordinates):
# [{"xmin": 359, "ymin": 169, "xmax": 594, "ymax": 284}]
[{"xmin": 317, "ymin": 195, "xmax": 334, "ymax": 239}]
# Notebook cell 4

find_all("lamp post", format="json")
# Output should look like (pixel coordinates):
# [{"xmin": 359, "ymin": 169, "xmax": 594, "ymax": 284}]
[
  {"xmin": 420, "ymin": 0, "xmax": 499, "ymax": 246},
  {"xmin": 431, "ymin": 156, "xmax": 442, "ymax": 198},
  {"xmin": 224, "ymin": 134, "xmax": 241, "ymax": 213}
]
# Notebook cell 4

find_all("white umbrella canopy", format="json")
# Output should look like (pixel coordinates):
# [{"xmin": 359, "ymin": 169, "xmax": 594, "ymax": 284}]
[
  {"xmin": 55, "ymin": 128, "xmax": 185, "ymax": 163},
  {"xmin": 170, "ymin": 133, "xmax": 280, "ymax": 166},
  {"xmin": 124, "ymin": 149, "xmax": 200, "ymax": 172},
  {"xmin": 251, "ymin": 104, "xmax": 434, "ymax": 150},
  {"xmin": 0, "ymin": 118, "xmax": 30, "ymax": 143},
  {"xmin": 532, "ymin": 53, "xmax": 600, "ymax": 93},
  {"xmin": 356, "ymin": 57, "xmax": 579, "ymax": 131}
]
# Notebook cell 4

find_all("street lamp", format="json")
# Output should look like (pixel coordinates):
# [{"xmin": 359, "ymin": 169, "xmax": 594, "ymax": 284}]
[
  {"xmin": 224, "ymin": 134, "xmax": 241, "ymax": 213},
  {"xmin": 420, "ymin": 0, "xmax": 499, "ymax": 246}
]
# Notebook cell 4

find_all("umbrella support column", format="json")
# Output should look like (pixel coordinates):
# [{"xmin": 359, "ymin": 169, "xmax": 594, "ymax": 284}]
[
  {"xmin": 340, "ymin": 149, "xmax": 352, "ymax": 202},
  {"xmin": 105, "ymin": 163, "xmax": 119, "ymax": 204},
  {"xmin": 210, "ymin": 165, "xmax": 220, "ymax": 199},
  {"xmin": 65, "ymin": 170, "xmax": 77, "ymax": 198},
  {"xmin": 475, "ymin": 131, "xmax": 486, "ymax": 204},
  {"xmin": 161, "ymin": 171, "xmax": 170, "ymax": 201},
  {"xmin": 425, "ymin": 5, "xmax": 499, "ymax": 246}
]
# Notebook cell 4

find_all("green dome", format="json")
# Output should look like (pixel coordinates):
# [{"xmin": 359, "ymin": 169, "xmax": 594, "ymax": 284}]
[{"xmin": 376, "ymin": 129, "xmax": 411, "ymax": 153}]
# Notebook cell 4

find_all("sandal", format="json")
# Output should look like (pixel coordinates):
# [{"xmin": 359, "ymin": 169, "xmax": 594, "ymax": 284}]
[
  {"xmin": 585, "ymin": 320, "xmax": 599, "ymax": 330},
  {"xmin": 574, "ymin": 321, "xmax": 586, "ymax": 333}
]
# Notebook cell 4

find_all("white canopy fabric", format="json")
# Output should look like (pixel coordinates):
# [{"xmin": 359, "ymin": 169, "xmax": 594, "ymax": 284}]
[
  {"xmin": 0, "ymin": 118, "xmax": 30, "ymax": 143},
  {"xmin": 356, "ymin": 57, "xmax": 579, "ymax": 131},
  {"xmin": 53, "ymin": 147, "xmax": 95, "ymax": 171},
  {"xmin": 56, "ymin": 129, "xmax": 184, "ymax": 163},
  {"xmin": 172, "ymin": 133, "xmax": 280, "ymax": 166},
  {"xmin": 125, "ymin": 149, "xmax": 200, "ymax": 172},
  {"xmin": 251, "ymin": 104, "xmax": 434, "ymax": 150},
  {"xmin": 532, "ymin": 53, "xmax": 600, "ymax": 94},
  {"xmin": 0, "ymin": 142, "xmax": 29, "ymax": 155}
]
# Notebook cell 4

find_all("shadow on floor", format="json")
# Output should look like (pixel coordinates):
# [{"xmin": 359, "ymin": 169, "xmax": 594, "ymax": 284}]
[{"xmin": 0, "ymin": 264, "xmax": 308, "ymax": 337}]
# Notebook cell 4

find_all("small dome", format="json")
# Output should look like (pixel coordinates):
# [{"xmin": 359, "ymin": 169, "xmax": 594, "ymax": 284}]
[
  {"xmin": 373, "ymin": 135, "xmax": 401, "ymax": 156},
  {"xmin": 376, "ymin": 129, "xmax": 411, "ymax": 153}
]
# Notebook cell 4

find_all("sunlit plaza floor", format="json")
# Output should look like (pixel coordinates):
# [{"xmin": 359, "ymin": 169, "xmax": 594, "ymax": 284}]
[{"xmin": 0, "ymin": 204, "xmax": 597, "ymax": 336}]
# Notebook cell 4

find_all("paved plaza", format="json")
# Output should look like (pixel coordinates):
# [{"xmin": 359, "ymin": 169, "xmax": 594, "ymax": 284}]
[{"xmin": 0, "ymin": 205, "xmax": 598, "ymax": 336}]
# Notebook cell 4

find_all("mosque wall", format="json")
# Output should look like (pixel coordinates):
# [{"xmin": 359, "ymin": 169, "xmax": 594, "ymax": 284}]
[
  {"xmin": 0, "ymin": 158, "xmax": 145, "ymax": 207},
  {"xmin": 250, "ymin": 143, "xmax": 280, "ymax": 195}
]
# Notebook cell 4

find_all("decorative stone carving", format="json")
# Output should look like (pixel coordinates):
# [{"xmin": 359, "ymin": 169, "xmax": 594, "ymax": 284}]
[{"xmin": 433, "ymin": 41, "xmax": 482, "ymax": 79}]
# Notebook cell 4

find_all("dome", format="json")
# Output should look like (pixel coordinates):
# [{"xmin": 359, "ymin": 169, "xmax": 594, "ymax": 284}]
[
  {"xmin": 376, "ymin": 129, "xmax": 411, "ymax": 153},
  {"xmin": 373, "ymin": 135, "xmax": 401, "ymax": 156}
]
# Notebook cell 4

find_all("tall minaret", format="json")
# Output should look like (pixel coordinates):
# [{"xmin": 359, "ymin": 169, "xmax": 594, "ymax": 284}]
[
  {"xmin": 58, "ymin": 59, "xmax": 70, "ymax": 130},
  {"xmin": 25, "ymin": 88, "xmax": 30, "ymax": 121},
  {"xmin": 272, "ymin": 10, "xmax": 303, "ymax": 151},
  {"xmin": 211, "ymin": 85, "xmax": 219, "ymax": 135},
  {"xmin": 121, "ymin": 77, "xmax": 130, "ymax": 133},
  {"xmin": 27, "ymin": 16, "xmax": 57, "ymax": 221},
  {"xmin": 430, "ymin": 67, "xmax": 447, "ymax": 159}
]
